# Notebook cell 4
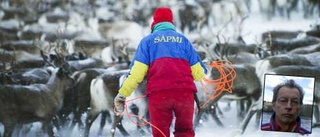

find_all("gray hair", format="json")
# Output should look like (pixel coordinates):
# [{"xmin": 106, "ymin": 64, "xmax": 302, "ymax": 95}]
[{"xmin": 271, "ymin": 79, "xmax": 305, "ymax": 105}]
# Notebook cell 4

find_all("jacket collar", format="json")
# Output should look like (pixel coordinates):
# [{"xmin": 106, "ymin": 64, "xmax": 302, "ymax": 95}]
[
  {"xmin": 270, "ymin": 113, "xmax": 300, "ymax": 132},
  {"xmin": 151, "ymin": 22, "xmax": 176, "ymax": 33}
]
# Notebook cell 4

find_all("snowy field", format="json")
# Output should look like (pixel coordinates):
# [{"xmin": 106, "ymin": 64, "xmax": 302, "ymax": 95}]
[
  {"xmin": 1, "ymin": 102, "xmax": 318, "ymax": 137},
  {"xmin": 53, "ymin": 101, "xmax": 320, "ymax": 137}
]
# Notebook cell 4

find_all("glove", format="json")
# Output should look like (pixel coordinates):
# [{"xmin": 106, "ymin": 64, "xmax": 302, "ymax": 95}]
[{"xmin": 114, "ymin": 93, "xmax": 126, "ymax": 115}]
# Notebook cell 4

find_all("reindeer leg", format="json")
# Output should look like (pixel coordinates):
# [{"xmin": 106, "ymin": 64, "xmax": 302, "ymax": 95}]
[
  {"xmin": 84, "ymin": 111, "xmax": 99, "ymax": 137},
  {"xmin": 237, "ymin": 99, "xmax": 252, "ymax": 121},
  {"xmin": 129, "ymin": 104, "xmax": 146, "ymax": 136},
  {"xmin": 19, "ymin": 124, "xmax": 33, "ymax": 137},
  {"xmin": 69, "ymin": 110, "xmax": 82, "ymax": 131},
  {"xmin": 98, "ymin": 111, "xmax": 110, "ymax": 136},
  {"xmin": 313, "ymin": 104, "xmax": 320, "ymax": 127},
  {"xmin": 111, "ymin": 115, "xmax": 129, "ymax": 137},
  {"xmin": 215, "ymin": 103, "xmax": 224, "ymax": 116},
  {"xmin": 14, "ymin": 124, "xmax": 22, "ymax": 137},
  {"xmin": 47, "ymin": 124, "xmax": 55, "ymax": 137},
  {"xmin": 42, "ymin": 120, "xmax": 55, "ymax": 137},
  {"xmin": 137, "ymin": 120, "xmax": 146, "ymax": 136},
  {"xmin": 115, "ymin": 115, "xmax": 130, "ymax": 137},
  {"xmin": 238, "ymin": 108, "xmax": 256, "ymax": 134},
  {"xmin": 209, "ymin": 106, "xmax": 224, "ymax": 128},
  {"xmin": 52, "ymin": 115, "xmax": 61, "ymax": 131},
  {"xmin": 55, "ymin": 113, "xmax": 72, "ymax": 137},
  {"xmin": 238, "ymin": 103, "xmax": 260, "ymax": 134},
  {"xmin": 224, "ymin": 102, "xmax": 231, "ymax": 111},
  {"xmin": 255, "ymin": 110, "xmax": 262, "ymax": 128},
  {"xmin": 3, "ymin": 123, "xmax": 15, "ymax": 137},
  {"xmin": 79, "ymin": 106, "xmax": 90, "ymax": 129},
  {"xmin": 68, "ymin": 115, "xmax": 78, "ymax": 132},
  {"xmin": 145, "ymin": 112, "xmax": 152, "ymax": 133},
  {"xmin": 193, "ymin": 109, "xmax": 204, "ymax": 130},
  {"xmin": 237, "ymin": 100, "xmax": 246, "ymax": 121}
]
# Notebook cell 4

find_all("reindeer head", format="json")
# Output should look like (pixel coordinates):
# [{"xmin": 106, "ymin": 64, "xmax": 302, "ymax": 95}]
[
  {"xmin": 110, "ymin": 38, "xmax": 132, "ymax": 65},
  {"xmin": 40, "ymin": 47, "xmax": 70, "ymax": 70}
]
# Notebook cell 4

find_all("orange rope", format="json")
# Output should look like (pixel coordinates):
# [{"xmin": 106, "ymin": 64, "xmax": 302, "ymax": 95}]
[
  {"xmin": 114, "ymin": 96, "xmax": 167, "ymax": 137},
  {"xmin": 199, "ymin": 60, "xmax": 236, "ymax": 108}
]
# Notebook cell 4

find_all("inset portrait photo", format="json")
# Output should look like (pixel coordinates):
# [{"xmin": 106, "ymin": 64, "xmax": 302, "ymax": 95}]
[{"xmin": 261, "ymin": 74, "xmax": 315, "ymax": 134}]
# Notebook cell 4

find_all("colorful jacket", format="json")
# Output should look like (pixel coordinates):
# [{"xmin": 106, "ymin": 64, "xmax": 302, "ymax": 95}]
[
  {"xmin": 261, "ymin": 113, "xmax": 311, "ymax": 134},
  {"xmin": 119, "ymin": 22, "xmax": 207, "ymax": 97}
]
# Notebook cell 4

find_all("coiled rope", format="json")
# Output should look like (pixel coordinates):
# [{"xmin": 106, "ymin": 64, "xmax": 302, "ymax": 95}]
[
  {"xmin": 114, "ymin": 96, "xmax": 167, "ymax": 137},
  {"xmin": 200, "ymin": 60, "xmax": 236, "ymax": 108}
]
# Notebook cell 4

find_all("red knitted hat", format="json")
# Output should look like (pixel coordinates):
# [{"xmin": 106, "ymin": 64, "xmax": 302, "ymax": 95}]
[{"xmin": 151, "ymin": 7, "xmax": 174, "ymax": 29}]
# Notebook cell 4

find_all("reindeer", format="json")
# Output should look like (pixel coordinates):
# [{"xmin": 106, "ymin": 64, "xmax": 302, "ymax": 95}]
[
  {"xmin": 98, "ymin": 20, "xmax": 145, "ymax": 49},
  {"xmin": 177, "ymin": 1, "xmax": 205, "ymax": 33},
  {"xmin": 0, "ymin": 46, "xmax": 43, "ymax": 63},
  {"xmin": 255, "ymin": 51, "xmax": 320, "ymax": 81},
  {"xmin": 52, "ymin": 63, "xmax": 130, "ymax": 134},
  {"xmin": 0, "ymin": 62, "xmax": 74, "ymax": 137},
  {"xmin": 273, "ymin": 0, "xmax": 298, "ymax": 20},
  {"xmin": 194, "ymin": 62, "xmax": 262, "ymax": 131},
  {"xmin": 305, "ymin": 20, "xmax": 320, "ymax": 38},
  {"xmin": 238, "ymin": 51, "xmax": 320, "ymax": 135},
  {"xmin": 40, "ymin": 35, "xmax": 132, "ymax": 135},
  {"xmin": 194, "ymin": 41, "xmax": 261, "ymax": 127},
  {"xmin": 0, "ymin": 49, "xmax": 48, "ymax": 85},
  {"xmin": 41, "ymin": 49, "xmax": 106, "ymax": 74},
  {"xmin": 255, "ymin": 53, "xmax": 317, "ymax": 86},
  {"xmin": 73, "ymin": 39, "xmax": 109, "ymax": 59},
  {"xmin": 213, "ymin": 42, "xmax": 260, "ymax": 65},
  {"xmin": 302, "ymin": 0, "xmax": 320, "ymax": 18},
  {"xmin": 257, "ymin": 0, "xmax": 277, "ymax": 20},
  {"xmin": 260, "ymin": 30, "xmax": 302, "ymax": 42},
  {"xmin": 85, "ymin": 68, "xmax": 148, "ymax": 137},
  {"xmin": 1, "ymin": 40, "xmax": 42, "ymax": 55},
  {"xmin": 192, "ymin": 17, "xmax": 262, "ymax": 128},
  {"xmin": 0, "ymin": 19, "xmax": 21, "ymax": 43},
  {"xmin": 288, "ymin": 43, "xmax": 320, "ymax": 54},
  {"xmin": 3, "ymin": 67, "xmax": 52, "ymax": 85},
  {"xmin": 62, "ymin": 68, "xmax": 114, "ymax": 132},
  {"xmin": 58, "ymin": 42, "xmax": 131, "ymax": 132},
  {"xmin": 85, "ymin": 69, "xmax": 130, "ymax": 137},
  {"xmin": 119, "ymin": 74, "xmax": 149, "ymax": 135},
  {"xmin": 263, "ymin": 35, "xmax": 320, "ymax": 55}
]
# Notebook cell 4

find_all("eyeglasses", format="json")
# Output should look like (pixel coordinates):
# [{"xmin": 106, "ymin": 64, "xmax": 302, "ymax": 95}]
[{"xmin": 277, "ymin": 98, "xmax": 300, "ymax": 107}]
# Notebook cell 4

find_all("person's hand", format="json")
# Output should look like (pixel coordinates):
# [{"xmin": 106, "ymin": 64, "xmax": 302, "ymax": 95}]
[{"xmin": 114, "ymin": 93, "xmax": 126, "ymax": 115}]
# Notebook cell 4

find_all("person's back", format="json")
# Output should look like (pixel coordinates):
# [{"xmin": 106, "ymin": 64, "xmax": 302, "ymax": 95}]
[
  {"xmin": 114, "ymin": 7, "xmax": 207, "ymax": 137},
  {"xmin": 139, "ymin": 27, "xmax": 203, "ymax": 96}
]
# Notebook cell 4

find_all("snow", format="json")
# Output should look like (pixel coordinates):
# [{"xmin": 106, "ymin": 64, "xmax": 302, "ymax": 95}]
[
  {"xmin": 57, "ymin": 101, "xmax": 320, "ymax": 137},
  {"xmin": 1, "ymin": 101, "xmax": 317, "ymax": 137}
]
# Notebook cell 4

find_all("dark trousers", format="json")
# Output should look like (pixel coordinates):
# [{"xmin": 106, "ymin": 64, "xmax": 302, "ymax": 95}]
[{"xmin": 148, "ymin": 89, "xmax": 195, "ymax": 137}]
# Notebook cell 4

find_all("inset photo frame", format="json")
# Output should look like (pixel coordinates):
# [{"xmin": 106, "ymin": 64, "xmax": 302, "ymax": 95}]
[{"xmin": 261, "ymin": 74, "xmax": 315, "ymax": 134}]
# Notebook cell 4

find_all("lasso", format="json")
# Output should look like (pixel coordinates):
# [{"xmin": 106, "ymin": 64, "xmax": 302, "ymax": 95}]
[{"xmin": 200, "ymin": 60, "xmax": 237, "ymax": 109}]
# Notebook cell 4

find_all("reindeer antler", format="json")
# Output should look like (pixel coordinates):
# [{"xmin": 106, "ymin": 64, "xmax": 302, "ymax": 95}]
[{"xmin": 119, "ymin": 39, "xmax": 129, "ymax": 56}]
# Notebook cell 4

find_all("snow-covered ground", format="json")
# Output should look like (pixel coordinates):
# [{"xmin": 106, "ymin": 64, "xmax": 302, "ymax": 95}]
[
  {"xmin": 2, "ymin": 101, "xmax": 317, "ymax": 137},
  {"xmin": 63, "ymin": 101, "xmax": 320, "ymax": 137}
]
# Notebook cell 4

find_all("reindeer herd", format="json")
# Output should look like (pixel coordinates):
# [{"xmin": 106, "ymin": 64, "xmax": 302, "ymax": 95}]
[{"xmin": 1, "ymin": 0, "xmax": 320, "ymax": 137}]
